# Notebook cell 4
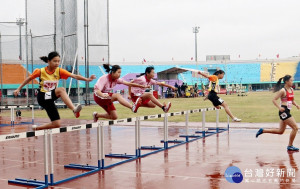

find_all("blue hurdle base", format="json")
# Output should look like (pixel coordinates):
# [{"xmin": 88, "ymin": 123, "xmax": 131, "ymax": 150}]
[
  {"xmin": 64, "ymin": 164, "xmax": 99, "ymax": 170},
  {"xmin": 179, "ymin": 134, "xmax": 202, "ymax": 138},
  {"xmin": 141, "ymin": 145, "xmax": 164, "ymax": 150},
  {"xmin": 160, "ymin": 139, "xmax": 185, "ymax": 144},
  {"xmin": 105, "ymin": 153, "xmax": 136, "ymax": 159},
  {"xmin": 8, "ymin": 175, "xmax": 48, "ymax": 188},
  {"xmin": 53, "ymin": 168, "xmax": 100, "ymax": 185}
]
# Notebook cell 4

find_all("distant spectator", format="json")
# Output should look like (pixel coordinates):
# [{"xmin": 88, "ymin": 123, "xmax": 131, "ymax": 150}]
[
  {"xmin": 177, "ymin": 84, "xmax": 181, "ymax": 97},
  {"xmin": 190, "ymin": 87, "xmax": 194, "ymax": 97},
  {"xmin": 194, "ymin": 83, "xmax": 199, "ymax": 97}
]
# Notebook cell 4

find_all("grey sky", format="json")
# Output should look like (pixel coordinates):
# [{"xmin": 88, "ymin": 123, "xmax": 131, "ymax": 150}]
[{"xmin": 1, "ymin": 0, "xmax": 300, "ymax": 62}]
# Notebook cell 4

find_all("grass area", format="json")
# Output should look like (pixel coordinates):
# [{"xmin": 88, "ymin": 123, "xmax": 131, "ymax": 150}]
[{"xmin": 2, "ymin": 91, "xmax": 300, "ymax": 123}]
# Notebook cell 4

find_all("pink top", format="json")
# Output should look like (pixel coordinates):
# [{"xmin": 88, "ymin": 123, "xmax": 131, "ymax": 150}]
[
  {"xmin": 131, "ymin": 75, "xmax": 157, "ymax": 95},
  {"xmin": 94, "ymin": 74, "xmax": 125, "ymax": 93}
]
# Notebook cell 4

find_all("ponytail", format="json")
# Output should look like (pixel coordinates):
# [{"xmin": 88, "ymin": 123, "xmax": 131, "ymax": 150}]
[
  {"xmin": 273, "ymin": 75, "xmax": 292, "ymax": 92},
  {"xmin": 213, "ymin": 70, "xmax": 225, "ymax": 76},
  {"xmin": 103, "ymin": 64, "xmax": 111, "ymax": 73},
  {"xmin": 273, "ymin": 77, "xmax": 283, "ymax": 92},
  {"xmin": 40, "ymin": 56, "xmax": 48, "ymax": 63},
  {"xmin": 103, "ymin": 64, "xmax": 121, "ymax": 73},
  {"xmin": 40, "ymin": 51, "xmax": 60, "ymax": 63}
]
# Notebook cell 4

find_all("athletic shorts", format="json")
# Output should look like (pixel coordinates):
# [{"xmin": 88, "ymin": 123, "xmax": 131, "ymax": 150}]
[
  {"xmin": 279, "ymin": 106, "xmax": 292, "ymax": 121},
  {"xmin": 208, "ymin": 91, "xmax": 224, "ymax": 107},
  {"xmin": 131, "ymin": 93, "xmax": 151, "ymax": 106},
  {"xmin": 94, "ymin": 93, "xmax": 116, "ymax": 114},
  {"xmin": 37, "ymin": 89, "xmax": 60, "ymax": 121}
]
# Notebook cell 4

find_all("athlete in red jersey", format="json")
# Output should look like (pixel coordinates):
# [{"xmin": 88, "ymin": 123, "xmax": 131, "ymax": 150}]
[{"xmin": 256, "ymin": 75, "xmax": 299, "ymax": 151}]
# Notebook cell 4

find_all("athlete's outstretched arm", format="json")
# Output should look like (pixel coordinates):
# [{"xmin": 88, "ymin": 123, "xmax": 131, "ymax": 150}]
[
  {"xmin": 156, "ymin": 82, "xmax": 176, "ymax": 91},
  {"xmin": 70, "ymin": 74, "xmax": 96, "ymax": 82},
  {"xmin": 13, "ymin": 77, "xmax": 33, "ymax": 96},
  {"xmin": 123, "ymin": 81, "xmax": 149, "ymax": 89},
  {"xmin": 197, "ymin": 71, "xmax": 209, "ymax": 78}
]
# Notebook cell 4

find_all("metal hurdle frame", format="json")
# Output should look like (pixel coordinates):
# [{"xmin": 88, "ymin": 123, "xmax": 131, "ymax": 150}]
[
  {"xmin": 5, "ymin": 106, "xmax": 230, "ymax": 188},
  {"xmin": 0, "ymin": 105, "xmax": 34, "ymax": 126}
]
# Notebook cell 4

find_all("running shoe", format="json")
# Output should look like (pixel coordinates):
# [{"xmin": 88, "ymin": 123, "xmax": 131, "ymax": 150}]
[
  {"xmin": 73, "ymin": 104, "xmax": 82, "ymax": 118},
  {"xmin": 132, "ymin": 97, "xmax": 141, "ymax": 113},
  {"xmin": 287, "ymin": 146, "xmax": 299, "ymax": 151},
  {"xmin": 163, "ymin": 102, "xmax": 172, "ymax": 113},
  {"xmin": 32, "ymin": 125, "xmax": 38, "ymax": 131},
  {"xmin": 93, "ymin": 112, "xmax": 98, "ymax": 123},
  {"xmin": 232, "ymin": 117, "xmax": 242, "ymax": 122},
  {"xmin": 256, "ymin": 128, "xmax": 263, "ymax": 138}
]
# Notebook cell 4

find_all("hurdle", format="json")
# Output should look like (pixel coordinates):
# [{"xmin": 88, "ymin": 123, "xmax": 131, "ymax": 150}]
[
  {"xmin": 5, "ymin": 106, "xmax": 229, "ymax": 188},
  {"xmin": 0, "ymin": 105, "xmax": 34, "ymax": 126}
]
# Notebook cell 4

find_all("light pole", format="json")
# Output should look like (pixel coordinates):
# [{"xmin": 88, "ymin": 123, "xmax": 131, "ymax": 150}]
[
  {"xmin": 192, "ymin": 26, "xmax": 200, "ymax": 62},
  {"xmin": 16, "ymin": 18, "xmax": 25, "ymax": 60}
]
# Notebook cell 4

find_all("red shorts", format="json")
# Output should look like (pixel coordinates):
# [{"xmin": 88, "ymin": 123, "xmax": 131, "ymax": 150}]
[
  {"xmin": 94, "ymin": 93, "xmax": 116, "ymax": 114},
  {"xmin": 131, "ymin": 93, "xmax": 151, "ymax": 106}
]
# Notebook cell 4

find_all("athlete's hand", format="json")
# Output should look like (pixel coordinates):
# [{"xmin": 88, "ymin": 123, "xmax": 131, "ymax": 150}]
[
  {"xmin": 143, "ymin": 85, "xmax": 150, "ymax": 88},
  {"xmin": 172, "ymin": 86, "xmax": 177, "ymax": 91},
  {"xmin": 128, "ymin": 96, "xmax": 131, "ymax": 100},
  {"xmin": 87, "ymin": 74, "xmax": 96, "ymax": 81},
  {"xmin": 102, "ymin": 93, "xmax": 110, "ymax": 98},
  {"xmin": 13, "ymin": 89, "xmax": 20, "ymax": 97},
  {"xmin": 279, "ymin": 107, "xmax": 285, "ymax": 112},
  {"xmin": 296, "ymin": 105, "xmax": 300, "ymax": 110}
]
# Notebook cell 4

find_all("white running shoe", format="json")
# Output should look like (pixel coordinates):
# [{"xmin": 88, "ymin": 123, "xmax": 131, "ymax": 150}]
[
  {"xmin": 232, "ymin": 117, "xmax": 241, "ymax": 122},
  {"xmin": 132, "ymin": 97, "xmax": 141, "ymax": 113},
  {"xmin": 163, "ymin": 102, "xmax": 172, "ymax": 113},
  {"xmin": 32, "ymin": 125, "xmax": 38, "ymax": 131},
  {"xmin": 73, "ymin": 104, "xmax": 82, "ymax": 118},
  {"xmin": 93, "ymin": 112, "xmax": 98, "ymax": 123}
]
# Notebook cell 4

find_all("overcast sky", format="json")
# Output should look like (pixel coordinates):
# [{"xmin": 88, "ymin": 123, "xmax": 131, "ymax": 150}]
[{"xmin": 1, "ymin": 0, "xmax": 300, "ymax": 62}]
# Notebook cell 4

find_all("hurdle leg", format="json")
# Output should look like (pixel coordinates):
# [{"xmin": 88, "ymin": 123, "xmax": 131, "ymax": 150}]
[
  {"xmin": 49, "ymin": 129, "xmax": 54, "ymax": 185},
  {"xmin": 216, "ymin": 109, "xmax": 219, "ymax": 133},
  {"xmin": 100, "ymin": 122, "xmax": 105, "ymax": 168},
  {"xmin": 44, "ymin": 129, "xmax": 49, "ymax": 185},
  {"xmin": 32, "ymin": 105, "xmax": 34, "ymax": 124},
  {"xmin": 11, "ymin": 107, "xmax": 14, "ymax": 126},
  {"xmin": 202, "ymin": 110, "xmax": 206, "ymax": 137},
  {"xmin": 135, "ymin": 117, "xmax": 141, "ymax": 157},
  {"xmin": 185, "ymin": 110, "xmax": 189, "ymax": 142},
  {"xmin": 227, "ymin": 114, "xmax": 230, "ymax": 130},
  {"xmin": 164, "ymin": 113, "xmax": 168, "ymax": 149},
  {"xmin": 138, "ymin": 117, "xmax": 141, "ymax": 156},
  {"xmin": 97, "ymin": 122, "xmax": 105, "ymax": 168}
]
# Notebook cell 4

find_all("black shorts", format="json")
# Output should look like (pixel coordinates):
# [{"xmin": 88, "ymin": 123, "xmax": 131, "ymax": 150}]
[
  {"xmin": 208, "ymin": 91, "xmax": 224, "ymax": 107},
  {"xmin": 37, "ymin": 89, "xmax": 60, "ymax": 121},
  {"xmin": 279, "ymin": 106, "xmax": 292, "ymax": 121}
]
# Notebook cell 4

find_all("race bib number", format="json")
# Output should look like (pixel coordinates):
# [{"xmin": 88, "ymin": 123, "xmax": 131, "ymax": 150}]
[
  {"xmin": 45, "ymin": 91, "xmax": 52, "ymax": 100},
  {"xmin": 280, "ymin": 112, "xmax": 288, "ymax": 119},
  {"xmin": 287, "ymin": 101, "xmax": 292, "ymax": 110},
  {"xmin": 43, "ymin": 80, "xmax": 58, "ymax": 92}
]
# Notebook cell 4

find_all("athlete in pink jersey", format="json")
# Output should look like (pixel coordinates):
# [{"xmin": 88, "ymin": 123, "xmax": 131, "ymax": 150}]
[
  {"xmin": 93, "ymin": 64, "xmax": 149, "ymax": 121},
  {"xmin": 128, "ymin": 66, "xmax": 176, "ymax": 113},
  {"xmin": 256, "ymin": 75, "xmax": 299, "ymax": 151}
]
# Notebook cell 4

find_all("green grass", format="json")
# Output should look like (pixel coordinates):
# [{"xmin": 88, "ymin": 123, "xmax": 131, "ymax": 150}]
[{"xmin": 2, "ymin": 91, "xmax": 300, "ymax": 123}]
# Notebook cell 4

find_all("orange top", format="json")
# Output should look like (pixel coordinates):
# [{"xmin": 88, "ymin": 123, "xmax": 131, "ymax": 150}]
[
  {"xmin": 208, "ymin": 75, "xmax": 219, "ymax": 92},
  {"xmin": 208, "ymin": 75, "xmax": 218, "ymax": 82},
  {"xmin": 30, "ymin": 67, "xmax": 71, "ymax": 80}
]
